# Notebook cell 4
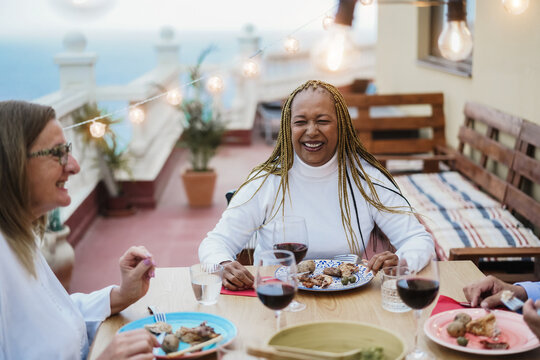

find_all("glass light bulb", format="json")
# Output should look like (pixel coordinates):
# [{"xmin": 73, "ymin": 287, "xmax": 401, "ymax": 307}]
[
  {"xmin": 502, "ymin": 0, "xmax": 529, "ymax": 15},
  {"xmin": 359, "ymin": 0, "xmax": 374, "ymax": 5},
  {"xmin": 129, "ymin": 107, "xmax": 145, "ymax": 124},
  {"xmin": 166, "ymin": 89, "xmax": 182, "ymax": 106},
  {"xmin": 437, "ymin": 20, "xmax": 473, "ymax": 61},
  {"xmin": 242, "ymin": 59, "xmax": 260, "ymax": 78},
  {"xmin": 206, "ymin": 76, "xmax": 224, "ymax": 95},
  {"xmin": 322, "ymin": 15, "xmax": 334, "ymax": 30},
  {"xmin": 311, "ymin": 23, "xmax": 357, "ymax": 72},
  {"xmin": 89, "ymin": 121, "xmax": 106, "ymax": 138},
  {"xmin": 284, "ymin": 37, "xmax": 300, "ymax": 54}
]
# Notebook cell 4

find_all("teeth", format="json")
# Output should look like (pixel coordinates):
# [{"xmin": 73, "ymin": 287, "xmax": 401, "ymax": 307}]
[
  {"xmin": 304, "ymin": 143, "xmax": 322, "ymax": 148},
  {"xmin": 57, "ymin": 182, "xmax": 65, "ymax": 188}
]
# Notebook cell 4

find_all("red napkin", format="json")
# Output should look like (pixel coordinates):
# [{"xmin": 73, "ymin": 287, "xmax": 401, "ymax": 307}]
[
  {"xmin": 220, "ymin": 286, "xmax": 257, "ymax": 297},
  {"xmin": 431, "ymin": 295, "xmax": 469, "ymax": 316}
]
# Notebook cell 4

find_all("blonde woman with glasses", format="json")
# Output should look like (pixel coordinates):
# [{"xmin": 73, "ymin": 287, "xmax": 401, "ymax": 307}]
[{"xmin": 0, "ymin": 100, "xmax": 158, "ymax": 360}]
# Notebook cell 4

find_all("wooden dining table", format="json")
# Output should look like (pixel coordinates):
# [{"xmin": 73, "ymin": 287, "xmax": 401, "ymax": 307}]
[{"xmin": 88, "ymin": 261, "xmax": 540, "ymax": 359}]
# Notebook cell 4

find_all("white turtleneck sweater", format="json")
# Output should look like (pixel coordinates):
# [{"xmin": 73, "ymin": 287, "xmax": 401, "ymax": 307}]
[{"xmin": 199, "ymin": 153, "xmax": 434, "ymax": 270}]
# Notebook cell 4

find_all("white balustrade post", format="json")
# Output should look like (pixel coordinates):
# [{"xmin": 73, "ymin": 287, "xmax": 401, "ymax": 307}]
[{"xmin": 54, "ymin": 31, "xmax": 97, "ymax": 96}]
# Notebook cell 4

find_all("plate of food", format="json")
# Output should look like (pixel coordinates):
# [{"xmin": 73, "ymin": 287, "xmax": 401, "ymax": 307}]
[
  {"xmin": 424, "ymin": 308, "xmax": 540, "ymax": 355},
  {"xmin": 275, "ymin": 259, "xmax": 373, "ymax": 292},
  {"xmin": 118, "ymin": 312, "xmax": 237, "ymax": 359},
  {"xmin": 268, "ymin": 320, "xmax": 406, "ymax": 360}
]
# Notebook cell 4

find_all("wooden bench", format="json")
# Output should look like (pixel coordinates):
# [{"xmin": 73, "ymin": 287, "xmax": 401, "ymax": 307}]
[
  {"xmin": 393, "ymin": 101, "xmax": 540, "ymax": 279},
  {"xmin": 343, "ymin": 92, "xmax": 453, "ymax": 173}
]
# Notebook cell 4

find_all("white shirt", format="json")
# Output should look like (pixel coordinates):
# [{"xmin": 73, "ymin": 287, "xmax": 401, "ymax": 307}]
[
  {"xmin": 0, "ymin": 232, "xmax": 114, "ymax": 360},
  {"xmin": 199, "ymin": 153, "xmax": 434, "ymax": 269}
]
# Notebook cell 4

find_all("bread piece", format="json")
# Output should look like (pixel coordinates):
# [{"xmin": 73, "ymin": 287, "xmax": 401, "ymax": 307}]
[{"xmin": 465, "ymin": 313, "xmax": 497, "ymax": 337}]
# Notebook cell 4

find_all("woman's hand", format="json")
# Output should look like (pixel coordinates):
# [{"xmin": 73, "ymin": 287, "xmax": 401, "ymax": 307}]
[
  {"xmin": 97, "ymin": 329, "xmax": 159, "ymax": 360},
  {"xmin": 523, "ymin": 299, "xmax": 540, "ymax": 341},
  {"xmin": 110, "ymin": 246, "xmax": 155, "ymax": 314},
  {"xmin": 366, "ymin": 251, "xmax": 398, "ymax": 274},
  {"xmin": 462, "ymin": 275, "xmax": 527, "ymax": 308},
  {"xmin": 221, "ymin": 260, "xmax": 254, "ymax": 290}
]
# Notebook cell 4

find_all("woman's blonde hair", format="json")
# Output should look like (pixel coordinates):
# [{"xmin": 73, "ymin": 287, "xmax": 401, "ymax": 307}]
[
  {"xmin": 0, "ymin": 100, "xmax": 53, "ymax": 276},
  {"xmin": 234, "ymin": 80, "xmax": 403, "ymax": 255}
]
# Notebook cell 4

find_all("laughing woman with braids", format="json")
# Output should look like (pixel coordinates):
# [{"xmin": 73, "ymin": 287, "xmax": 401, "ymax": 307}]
[{"xmin": 199, "ymin": 80, "xmax": 434, "ymax": 290}]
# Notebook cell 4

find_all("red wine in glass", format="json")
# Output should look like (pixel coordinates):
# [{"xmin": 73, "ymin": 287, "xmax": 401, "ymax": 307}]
[
  {"xmin": 256, "ymin": 282, "xmax": 296, "ymax": 310},
  {"xmin": 273, "ymin": 243, "xmax": 308, "ymax": 263},
  {"xmin": 396, "ymin": 278, "xmax": 439, "ymax": 309}
]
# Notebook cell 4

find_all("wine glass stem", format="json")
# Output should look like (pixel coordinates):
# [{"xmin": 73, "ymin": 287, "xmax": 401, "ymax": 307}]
[
  {"xmin": 275, "ymin": 310, "xmax": 282, "ymax": 330},
  {"xmin": 413, "ymin": 309, "xmax": 422, "ymax": 352}
]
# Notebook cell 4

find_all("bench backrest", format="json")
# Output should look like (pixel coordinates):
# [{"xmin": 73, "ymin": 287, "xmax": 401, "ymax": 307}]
[{"xmin": 343, "ymin": 92, "xmax": 445, "ymax": 155}]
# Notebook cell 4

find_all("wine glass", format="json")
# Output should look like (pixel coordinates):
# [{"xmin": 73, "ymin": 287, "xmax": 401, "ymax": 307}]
[
  {"xmin": 396, "ymin": 251, "xmax": 439, "ymax": 360},
  {"xmin": 255, "ymin": 249, "xmax": 297, "ymax": 330},
  {"xmin": 272, "ymin": 216, "xmax": 308, "ymax": 312}
]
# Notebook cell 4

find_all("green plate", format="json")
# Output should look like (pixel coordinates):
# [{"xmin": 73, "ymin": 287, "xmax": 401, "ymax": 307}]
[{"xmin": 268, "ymin": 321, "xmax": 406, "ymax": 360}]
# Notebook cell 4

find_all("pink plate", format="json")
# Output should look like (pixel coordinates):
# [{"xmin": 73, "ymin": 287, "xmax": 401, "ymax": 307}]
[{"xmin": 424, "ymin": 308, "xmax": 540, "ymax": 355}]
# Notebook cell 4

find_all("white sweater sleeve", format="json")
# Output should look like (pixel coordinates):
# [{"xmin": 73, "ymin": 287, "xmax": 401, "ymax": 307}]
[
  {"xmin": 366, "ymin": 173, "xmax": 435, "ymax": 271},
  {"xmin": 199, "ymin": 179, "xmax": 270, "ymax": 264}
]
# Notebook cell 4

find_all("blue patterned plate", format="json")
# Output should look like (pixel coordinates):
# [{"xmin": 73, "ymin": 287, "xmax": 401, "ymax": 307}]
[
  {"xmin": 276, "ymin": 259, "xmax": 374, "ymax": 292},
  {"xmin": 118, "ymin": 312, "xmax": 237, "ymax": 359}
]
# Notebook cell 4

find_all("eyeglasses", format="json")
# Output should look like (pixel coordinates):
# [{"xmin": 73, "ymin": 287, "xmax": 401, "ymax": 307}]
[{"xmin": 28, "ymin": 142, "xmax": 72, "ymax": 166}]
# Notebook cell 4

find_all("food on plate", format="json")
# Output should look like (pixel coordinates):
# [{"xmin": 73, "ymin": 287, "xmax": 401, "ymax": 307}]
[
  {"xmin": 175, "ymin": 321, "xmax": 219, "ymax": 345},
  {"xmin": 446, "ymin": 321, "xmax": 466, "ymax": 337},
  {"xmin": 323, "ymin": 267, "xmax": 341, "ymax": 277},
  {"xmin": 480, "ymin": 339, "xmax": 509, "ymax": 350},
  {"xmin": 338, "ymin": 263, "xmax": 359, "ymax": 277},
  {"xmin": 341, "ymin": 275, "xmax": 357, "ymax": 286},
  {"xmin": 144, "ymin": 321, "xmax": 173, "ymax": 335},
  {"xmin": 298, "ymin": 273, "xmax": 333, "ymax": 288},
  {"xmin": 454, "ymin": 312, "xmax": 472, "ymax": 325},
  {"xmin": 465, "ymin": 313, "xmax": 497, "ymax": 337},
  {"xmin": 456, "ymin": 336, "xmax": 468, "ymax": 347},
  {"xmin": 357, "ymin": 346, "xmax": 384, "ymax": 359},
  {"xmin": 297, "ymin": 260, "xmax": 315, "ymax": 274},
  {"xmin": 161, "ymin": 334, "xmax": 180, "ymax": 353}
]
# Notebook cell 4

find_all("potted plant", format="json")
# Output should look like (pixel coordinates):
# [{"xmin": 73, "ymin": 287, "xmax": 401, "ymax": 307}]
[
  {"xmin": 177, "ymin": 47, "xmax": 226, "ymax": 207},
  {"xmin": 72, "ymin": 104, "xmax": 135, "ymax": 216},
  {"xmin": 41, "ymin": 208, "xmax": 74, "ymax": 291}
]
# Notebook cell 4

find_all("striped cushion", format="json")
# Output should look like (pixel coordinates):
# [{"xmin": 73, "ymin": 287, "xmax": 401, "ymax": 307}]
[{"xmin": 394, "ymin": 172, "xmax": 540, "ymax": 261}]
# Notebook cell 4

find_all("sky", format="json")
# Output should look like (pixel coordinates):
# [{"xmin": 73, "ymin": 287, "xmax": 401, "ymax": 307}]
[{"xmin": 0, "ymin": 0, "xmax": 377, "ymax": 38}]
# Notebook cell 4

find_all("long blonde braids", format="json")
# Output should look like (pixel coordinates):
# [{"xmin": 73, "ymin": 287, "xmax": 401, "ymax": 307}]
[{"xmin": 233, "ymin": 80, "xmax": 404, "ymax": 255}]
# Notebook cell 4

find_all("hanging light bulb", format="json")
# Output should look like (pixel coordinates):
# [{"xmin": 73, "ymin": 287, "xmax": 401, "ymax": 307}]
[
  {"xmin": 312, "ymin": 0, "xmax": 358, "ymax": 72},
  {"xmin": 89, "ymin": 121, "xmax": 106, "ymax": 138},
  {"xmin": 206, "ymin": 76, "xmax": 225, "ymax": 95},
  {"xmin": 242, "ymin": 59, "xmax": 260, "ymax": 78},
  {"xmin": 166, "ymin": 89, "xmax": 182, "ymax": 106},
  {"xmin": 284, "ymin": 37, "xmax": 300, "ymax": 54},
  {"xmin": 437, "ymin": 0, "xmax": 473, "ymax": 62},
  {"xmin": 502, "ymin": 0, "xmax": 529, "ymax": 15},
  {"xmin": 129, "ymin": 107, "xmax": 145, "ymax": 124},
  {"xmin": 359, "ymin": 0, "xmax": 374, "ymax": 5},
  {"xmin": 322, "ymin": 15, "xmax": 334, "ymax": 30}
]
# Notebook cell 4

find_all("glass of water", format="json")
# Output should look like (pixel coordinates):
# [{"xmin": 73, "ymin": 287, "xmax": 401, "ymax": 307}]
[
  {"xmin": 190, "ymin": 263, "xmax": 224, "ymax": 305},
  {"xmin": 381, "ymin": 266, "xmax": 411, "ymax": 313}
]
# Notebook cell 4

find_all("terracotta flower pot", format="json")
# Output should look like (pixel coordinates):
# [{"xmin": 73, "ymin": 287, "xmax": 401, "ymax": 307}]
[{"xmin": 182, "ymin": 170, "xmax": 217, "ymax": 207}]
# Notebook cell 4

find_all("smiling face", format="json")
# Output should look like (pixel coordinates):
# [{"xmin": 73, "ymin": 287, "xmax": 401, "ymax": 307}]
[
  {"xmin": 26, "ymin": 119, "xmax": 80, "ymax": 219},
  {"xmin": 290, "ymin": 87, "xmax": 339, "ymax": 167}
]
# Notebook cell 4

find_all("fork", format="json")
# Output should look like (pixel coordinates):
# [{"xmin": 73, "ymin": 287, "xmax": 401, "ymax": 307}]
[
  {"xmin": 333, "ymin": 254, "xmax": 369, "ymax": 266},
  {"xmin": 500, "ymin": 294, "xmax": 540, "ymax": 315},
  {"xmin": 147, "ymin": 305, "xmax": 167, "ymax": 323}
]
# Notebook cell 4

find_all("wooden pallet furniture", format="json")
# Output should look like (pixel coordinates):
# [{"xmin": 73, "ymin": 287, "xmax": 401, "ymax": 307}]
[{"xmin": 343, "ymin": 92, "xmax": 453, "ymax": 173}]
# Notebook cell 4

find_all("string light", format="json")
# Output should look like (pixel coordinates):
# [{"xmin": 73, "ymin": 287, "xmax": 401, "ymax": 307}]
[
  {"xmin": 322, "ymin": 15, "xmax": 334, "ymax": 30},
  {"xmin": 502, "ymin": 0, "xmax": 529, "ymax": 15},
  {"xmin": 166, "ymin": 89, "xmax": 182, "ymax": 105},
  {"xmin": 206, "ymin": 76, "xmax": 225, "ymax": 95},
  {"xmin": 438, "ymin": 0, "xmax": 473, "ymax": 61},
  {"xmin": 242, "ymin": 59, "xmax": 260, "ymax": 78},
  {"xmin": 89, "ymin": 121, "xmax": 106, "ymax": 137},
  {"xmin": 129, "ymin": 107, "xmax": 145, "ymax": 124},
  {"xmin": 284, "ymin": 37, "xmax": 300, "ymax": 54}
]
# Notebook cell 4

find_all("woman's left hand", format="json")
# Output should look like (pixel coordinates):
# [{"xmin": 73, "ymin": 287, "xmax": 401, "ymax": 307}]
[
  {"xmin": 365, "ymin": 251, "xmax": 398, "ymax": 274},
  {"xmin": 110, "ymin": 246, "xmax": 155, "ymax": 314}
]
